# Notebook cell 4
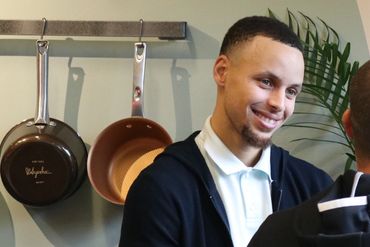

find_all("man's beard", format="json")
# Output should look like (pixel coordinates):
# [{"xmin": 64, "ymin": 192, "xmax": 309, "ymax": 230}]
[{"xmin": 241, "ymin": 126, "xmax": 271, "ymax": 148}]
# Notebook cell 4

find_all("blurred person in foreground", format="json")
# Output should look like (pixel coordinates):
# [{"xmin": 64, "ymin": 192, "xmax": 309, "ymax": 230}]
[
  {"xmin": 249, "ymin": 60, "xmax": 370, "ymax": 247},
  {"xmin": 119, "ymin": 15, "xmax": 333, "ymax": 247}
]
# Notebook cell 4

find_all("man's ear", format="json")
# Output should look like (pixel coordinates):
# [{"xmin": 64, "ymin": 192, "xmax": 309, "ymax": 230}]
[
  {"xmin": 342, "ymin": 108, "xmax": 353, "ymax": 139},
  {"xmin": 213, "ymin": 55, "xmax": 228, "ymax": 86}
]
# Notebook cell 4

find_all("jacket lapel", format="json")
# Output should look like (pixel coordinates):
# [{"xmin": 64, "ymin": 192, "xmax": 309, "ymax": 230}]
[
  {"xmin": 270, "ymin": 145, "xmax": 285, "ymax": 212},
  {"xmin": 164, "ymin": 132, "xmax": 231, "ymax": 231}
]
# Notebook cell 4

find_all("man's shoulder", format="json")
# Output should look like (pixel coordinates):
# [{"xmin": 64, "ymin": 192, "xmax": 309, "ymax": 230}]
[
  {"xmin": 270, "ymin": 144, "xmax": 333, "ymax": 198},
  {"xmin": 249, "ymin": 199, "xmax": 318, "ymax": 247},
  {"xmin": 249, "ymin": 177, "xmax": 339, "ymax": 247},
  {"xmin": 271, "ymin": 144, "xmax": 330, "ymax": 175},
  {"xmin": 248, "ymin": 208, "xmax": 297, "ymax": 246}
]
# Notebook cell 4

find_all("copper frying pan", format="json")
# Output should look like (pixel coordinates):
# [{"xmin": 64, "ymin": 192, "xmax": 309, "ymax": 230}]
[{"xmin": 87, "ymin": 42, "xmax": 172, "ymax": 205}]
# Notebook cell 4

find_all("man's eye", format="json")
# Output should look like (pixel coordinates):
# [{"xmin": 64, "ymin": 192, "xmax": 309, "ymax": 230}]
[
  {"xmin": 286, "ymin": 88, "xmax": 298, "ymax": 97},
  {"xmin": 261, "ymin": 79, "xmax": 272, "ymax": 86}
]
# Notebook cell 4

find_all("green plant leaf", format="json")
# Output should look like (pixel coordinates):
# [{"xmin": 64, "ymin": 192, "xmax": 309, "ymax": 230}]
[
  {"xmin": 285, "ymin": 121, "xmax": 342, "ymax": 131},
  {"xmin": 288, "ymin": 9, "xmax": 301, "ymax": 38},
  {"xmin": 290, "ymin": 138, "xmax": 352, "ymax": 149},
  {"xmin": 269, "ymin": 10, "xmax": 358, "ymax": 172},
  {"xmin": 318, "ymin": 17, "xmax": 340, "ymax": 45},
  {"xmin": 345, "ymin": 154, "xmax": 356, "ymax": 171},
  {"xmin": 283, "ymin": 124, "xmax": 346, "ymax": 139}
]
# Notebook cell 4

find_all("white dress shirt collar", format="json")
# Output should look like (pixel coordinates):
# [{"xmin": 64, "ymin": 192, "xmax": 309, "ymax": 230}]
[
  {"xmin": 203, "ymin": 116, "xmax": 272, "ymax": 180},
  {"xmin": 195, "ymin": 116, "xmax": 273, "ymax": 246}
]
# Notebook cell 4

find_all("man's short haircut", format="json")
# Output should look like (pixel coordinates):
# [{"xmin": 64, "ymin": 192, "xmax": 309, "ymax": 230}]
[
  {"xmin": 349, "ymin": 60, "xmax": 370, "ymax": 154},
  {"xmin": 220, "ymin": 16, "xmax": 303, "ymax": 55}
]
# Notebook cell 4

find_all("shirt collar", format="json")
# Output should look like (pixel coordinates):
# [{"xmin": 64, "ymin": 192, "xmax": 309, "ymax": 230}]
[{"xmin": 202, "ymin": 116, "xmax": 272, "ymax": 181}]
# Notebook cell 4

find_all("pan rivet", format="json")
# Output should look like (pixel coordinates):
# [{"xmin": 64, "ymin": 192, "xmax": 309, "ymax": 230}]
[
  {"xmin": 146, "ymin": 125, "xmax": 152, "ymax": 129},
  {"xmin": 126, "ymin": 124, "xmax": 132, "ymax": 128},
  {"xmin": 134, "ymin": 87, "xmax": 141, "ymax": 101}
]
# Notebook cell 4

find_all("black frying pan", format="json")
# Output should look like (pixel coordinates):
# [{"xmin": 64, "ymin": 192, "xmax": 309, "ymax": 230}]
[{"xmin": 0, "ymin": 40, "xmax": 87, "ymax": 207}]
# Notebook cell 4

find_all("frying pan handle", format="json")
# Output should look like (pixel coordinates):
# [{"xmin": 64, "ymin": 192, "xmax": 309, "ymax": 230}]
[
  {"xmin": 131, "ymin": 42, "xmax": 146, "ymax": 117},
  {"xmin": 34, "ymin": 40, "xmax": 50, "ymax": 125}
]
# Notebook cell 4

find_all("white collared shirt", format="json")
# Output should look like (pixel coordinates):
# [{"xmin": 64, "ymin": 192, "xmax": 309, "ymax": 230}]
[{"xmin": 195, "ymin": 117, "xmax": 273, "ymax": 247}]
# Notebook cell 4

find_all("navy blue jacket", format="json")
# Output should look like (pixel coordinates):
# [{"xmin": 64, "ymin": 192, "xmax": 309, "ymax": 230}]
[
  {"xmin": 248, "ymin": 170, "xmax": 370, "ymax": 247},
  {"xmin": 119, "ymin": 132, "xmax": 333, "ymax": 247}
]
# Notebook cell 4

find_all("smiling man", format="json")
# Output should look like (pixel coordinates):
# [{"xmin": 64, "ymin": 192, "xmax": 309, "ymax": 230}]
[{"xmin": 119, "ymin": 16, "xmax": 333, "ymax": 247}]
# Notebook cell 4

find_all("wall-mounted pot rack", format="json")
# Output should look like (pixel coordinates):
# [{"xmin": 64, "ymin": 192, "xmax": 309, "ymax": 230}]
[{"xmin": 0, "ymin": 20, "xmax": 187, "ymax": 40}]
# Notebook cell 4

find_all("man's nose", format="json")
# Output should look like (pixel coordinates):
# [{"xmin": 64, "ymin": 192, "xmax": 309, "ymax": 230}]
[{"xmin": 268, "ymin": 90, "xmax": 285, "ymax": 112}]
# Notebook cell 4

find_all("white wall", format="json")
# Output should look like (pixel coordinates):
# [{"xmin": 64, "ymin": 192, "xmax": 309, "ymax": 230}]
[
  {"xmin": 357, "ymin": 0, "xmax": 370, "ymax": 55},
  {"xmin": 0, "ymin": 1, "xmax": 368, "ymax": 246}
]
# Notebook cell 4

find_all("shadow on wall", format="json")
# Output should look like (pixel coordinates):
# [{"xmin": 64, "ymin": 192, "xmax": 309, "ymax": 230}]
[
  {"xmin": 26, "ymin": 179, "xmax": 123, "ymax": 247},
  {"xmin": 0, "ymin": 191, "xmax": 15, "ymax": 247},
  {"xmin": 64, "ymin": 55, "xmax": 85, "ymax": 130},
  {"xmin": 168, "ymin": 26, "xmax": 219, "ymax": 140},
  {"xmin": 171, "ymin": 59, "xmax": 192, "ymax": 140}
]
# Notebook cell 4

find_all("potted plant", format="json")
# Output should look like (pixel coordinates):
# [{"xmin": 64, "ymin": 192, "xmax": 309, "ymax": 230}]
[{"xmin": 269, "ymin": 10, "xmax": 359, "ymax": 171}]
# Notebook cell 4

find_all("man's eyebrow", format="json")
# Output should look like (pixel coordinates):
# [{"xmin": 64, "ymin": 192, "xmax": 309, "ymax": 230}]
[
  {"xmin": 255, "ymin": 71, "xmax": 277, "ymax": 79},
  {"xmin": 255, "ymin": 72, "xmax": 285, "ymax": 84},
  {"xmin": 253, "ymin": 72, "xmax": 280, "ymax": 84}
]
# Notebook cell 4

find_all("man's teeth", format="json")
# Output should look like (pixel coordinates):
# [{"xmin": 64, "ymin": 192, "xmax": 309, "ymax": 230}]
[{"xmin": 256, "ymin": 112, "xmax": 277, "ymax": 124}]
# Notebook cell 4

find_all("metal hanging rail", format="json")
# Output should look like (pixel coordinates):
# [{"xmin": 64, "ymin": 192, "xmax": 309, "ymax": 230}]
[{"xmin": 0, "ymin": 20, "xmax": 187, "ymax": 40}]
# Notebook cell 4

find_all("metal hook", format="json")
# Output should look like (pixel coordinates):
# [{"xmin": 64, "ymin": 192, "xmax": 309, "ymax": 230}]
[
  {"xmin": 40, "ymin": 17, "xmax": 47, "ymax": 40},
  {"xmin": 139, "ymin": 19, "xmax": 144, "ymax": 43}
]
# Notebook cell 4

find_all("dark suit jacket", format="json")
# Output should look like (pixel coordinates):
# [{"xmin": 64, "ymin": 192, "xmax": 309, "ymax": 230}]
[
  {"xmin": 120, "ymin": 132, "xmax": 333, "ymax": 247},
  {"xmin": 249, "ymin": 170, "xmax": 370, "ymax": 247}
]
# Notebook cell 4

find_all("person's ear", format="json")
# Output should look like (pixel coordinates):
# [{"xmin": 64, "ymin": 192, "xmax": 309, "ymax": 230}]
[
  {"xmin": 342, "ymin": 108, "xmax": 353, "ymax": 139},
  {"xmin": 213, "ymin": 55, "xmax": 229, "ymax": 86}
]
